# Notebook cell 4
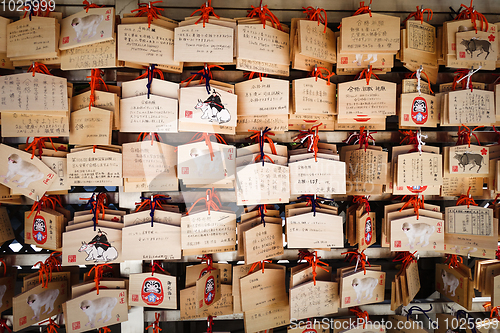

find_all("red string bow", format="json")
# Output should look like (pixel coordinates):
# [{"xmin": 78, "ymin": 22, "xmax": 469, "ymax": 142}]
[
  {"xmin": 99, "ymin": 327, "xmax": 112, "ymax": 333},
  {"xmin": 151, "ymin": 260, "xmax": 167, "ymax": 276},
  {"xmin": 187, "ymin": 188, "xmax": 221, "ymax": 215},
  {"xmin": 248, "ymin": 128, "xmax": 277, "ymax": 164},
  {"xmin": 23, "ymin": 2, "xmax": 51, "ymax": 19},
  {"xmin": 33, "ymin": 252, "xmax": 61, "ymax": 288},
  {"xmin": 190, "ymin": 0, "xmax": 219, "ymax": 27},
  {"xmin": 87, "ymin": 69, "xmax": 109, "ymax": 110},
  {"xmin": 302, "ymin": 6, "xmax": 328, "ymax": 32},
  {"xmin": 338, "ymin": 0, "xmax": 372, "ymax": 29},
  {"xmin": 0, "ymin": 259, "xmax": 6, "ymax": 277},
  {"xmin": 357, "ymin": 65, "xmax": 379, "ymax": 85},
  {"xmin": 197, "ymin": 254, "xmax": 214, "ymax": 274},
  {"xmin": 341, "ymin": 249, "xmax": 371, "ymax": 274},
  {"xmin": 454, "ymin": 0, "xmax": 488, "ymax": 33},
  {"xmin": 353, "ymin": 196, "xmax": 370, "ymax": 213},
  {"xmin": 343, "ymin": 127, "xmax": 377, "ymax": 151},
  {"xmin": 27, "ymin": 195, "xmax": 63, "ymax": 219},
  {"xmin": 27, "ymin": 62, "xmax": 51, "ymax": 77},
  {"xmin": 243, "ymin": 72, "xmax": 268, "ymax": 82},
  {"xmin": 180, "ymin": 132, "xmax": 227, "ymax": 162},
  {"xmin": 83, "ymin": 0, "xmax": 103, "ymax": 12},
  {"xmin": 247, "ymin": 1, "xmax": 283, "ymax": 31},
  {"xmin": 135, "ymin": 65, "xmax": 164, "ymax": 80},
  {"xmin": 445, "ymin": 254, "xmax": 463, "ymax": 269},
  {"xmin": 89, "ymin": 263, "xmax": 112, "ymax": 295},
  {"xmin": 145, "ymin": 313, "xmax": 162, "ymax": 333},
  {"xmin": 393, "ymin": 251, "xmax": 418, "ymax": 273},
  {"xmin": 399, "ymin": 195, "xmax": 425, "ymax": 220},
  {"xmin": 137, "ymin": 132, "xmax": 162, "ymax": 146},
  {"xmin": 487, "ymin": 303, "xmax": 500, "ymax": 321},
  {"xmin": 25, "ymin": 137, "xmax": 58, "ymax": 160},
  {"xmin": 181, "ymin": 64, "xmax": 224, "ymax": 89},
  {"xmin": 456, "ymin": 187, "xmax": 477, "ymax": 209},
  {"xmin": 132, "ymin": 1, "xmax": 164, "ymax": 28},
  {"xmin": 297, "ymin": 250, "xmax": 329, "ymax": 286},
  {"xmin": 294, "ymin": 124, "xmax": 322, "ymax": 161},
  {"xmin": 310, "ymin": 66, "xmax": 334, "ymax": 85},
  {"xmin": 39, "ymin": 318, "xmax": 59, "ymax": 333},
  {"xmin": 403, "ymin": 6, "xmax": 433, "ymax": 24},
  {"xmin": 207, "ymin": 315, "xmax": 215, "ymax": 333},
  {"xmin": 350, "ymin": 306, "xmax": 370, "ymax": 328},
  {"xmin": 0, "ymin": 318, "xmax": 12, "ymax": 333},
  {"xmin": 409, "ymin": 69, "xmax": 434, "ymax": 94},
  {"xmin": 248, "ymin": 260, "xmax": 272, "ymax": 274},
  {"xmin": 456, "ymin": 125, "xmax": 482, "ymax": 148}
]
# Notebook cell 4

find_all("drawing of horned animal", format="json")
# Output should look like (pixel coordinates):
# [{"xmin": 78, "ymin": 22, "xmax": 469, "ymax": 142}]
[
  {"xmin": 453, "ymin": 152, "xmax": 485, "ymax": 173},
  {"xmin": 460, "ymin": 38, "xmax": 493, "ymax": 59}
]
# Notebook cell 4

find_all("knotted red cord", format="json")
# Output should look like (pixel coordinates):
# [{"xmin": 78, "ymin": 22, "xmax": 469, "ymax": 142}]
[
  {"xmin": 293, "ymin": 124, "xmax": 322, "ymax": 161},
  {"xmin": 343, "ymin": 127, "xmax": 377, "ymax": 150},
  {"xmin": 0, "ymin": 318, "xmax": 12, "ymax": 333},
  {"xmin": 134, "ymin": 195, "xmax": 170, "ymax": 213},
  {"xmin": 207, "ymin": 315, "xmax": 215, "ymax": 333},
  {"xmin": 409, "ymin": 70, "xmax": 434, "ymax": 94},
  {"xmin": 341, "ymin": 249, "xmax": 371, "ymax": 274},
  {"xmin": 493, "ymin": 126, "xmax": 500, "ymax": 145},
  {"xmin": 483, "ymin": 301, "xmax": 492, "ymax": 312},
  {"xmin": 353, "ymin": 195, "xmax": 370, "ymax": 213},
  {"xmin": 0, "ymin": 259, "xmax": 5, "ymax": 277},
  {"xmin": 187, "ymin": 188, "xmax": 221, "ymax": 215},
  {"xmin": 247, "ymin": 1, "xmax": 283, "ymax": 31},
  {"xmin": 456, "ymin": 125, "xmax": 482, "ymax": 147},
  {"xmin": 145, "ymin": 313, "xmax": 162, "ymax": 333},
  {"xmin": 297, "ymin": 250, "xmax": 328, "ymax": 286},
  {"xmin": 197, "ymin": 254, "xmax": 214, "ymax": 274},
  {"xmin": 496, "ymin": 245, "xmax": 500, "ymax": 260},
  {"xmin": 350, "ymin": 306, "xmax": 370, "ymax": 328},
  {"xmin": 399, "ymin": 130, "xmax": 419, "ymax": 153},
  {"xmin": 454, "ymin": 0, "xmax": 488, "ymax": 33},
  {"xmin": 27, "ymin": 195, "xmax": 62, "ymax": 219},
  {"xmin": 131, "ymin": 1, "xmax": 164, "ymax": 28},
  {"xmin": 248, "ymin": 128, "xmax": 277, "ymax": 164},
  {"xmin": 403, "ymin": 6, "xmax": 433, "ymax": 24},
  {"xmin": 23, "ymin": 3, "xmax": 50, "ymax": 19},
  {"xmin": 399, "ymin": 195, "xmax": 425, "ymax": 220},
  {"xmin": 87, "ymin": 69, "xmax": 108, "ymax": 110},
  {"xmin": 89, "ymin": 263, "xmax": 112, "ymax": 295},
  {"xmin": 33, "ymin": 252, "xmax": 61, "ymax": 288},
  {"xmin": 490, "ymin": 305, "xmax": 500, "ymax": 321},
  {"xmin": 445, "ymin": 254, "xmax": 463, "ymax": 269},
  {"xmin": 393, "ymin": 251, "xmax": 418, "ymax": 273},
  {"xmin": 310, "ymin": 66, "xmax": 334, "ymax": 85},
  {"xmin": 248, "ymin": 260, "xmax": 272, "ymax": 274},
  {"xmin": 135, "ymin": 66, "xmax": 164, "ymax": 80},
  {"xmin": 357, "ymin": 65, "xmax": 378, "ymax": 85},
  {"xmin": 338, "ymin": 0, "xmax": 372, "ymax": 29},
  {"xmin": 177, "ymin": 132, "xmax": 227, "ymax": 162},
  {"xmin": 190, "ymin": 0, "xmax": 219, "ymax": 27},
  {"xmin": 456, "ymin": 187, "xmax": 477, "ymax": 208},
  {"xmin": 25, "ymin": 137, "xmax": 58, "ymax": 160},
  {"xmin": 27, "ymin": 62, "xmax": 51, "ymax": 77},
  {"xmin": 151, "ymin": 261, "xmax": 166, "ymax": 276},
  {"xmin": 243, "ymin": 72, "xmax": 268, "ymax": 82},
  {"xmin": 181, "ymin": 64, "xmax": 224, "ymax": 89},
  {"xmin": 137, "ymin": 132, "xmax": 161, "ymax": 146},
  {"xmin": 452, "ymin": 69, "xmax": 478, "ymax": 92},
  {"xmin": 302, "ymin": 6, "xmax": 328, "ymax": 33},
  {"xmin": 83, "ymin": 0, "xmax": 103, "ymax": 12},
  {"xmin": 39, "ymin": 318, "xmax": 59, "ymax": 333},
  {"xmin": 99, "ymin": 327, "xmax": 111, "ymax": 333}
]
